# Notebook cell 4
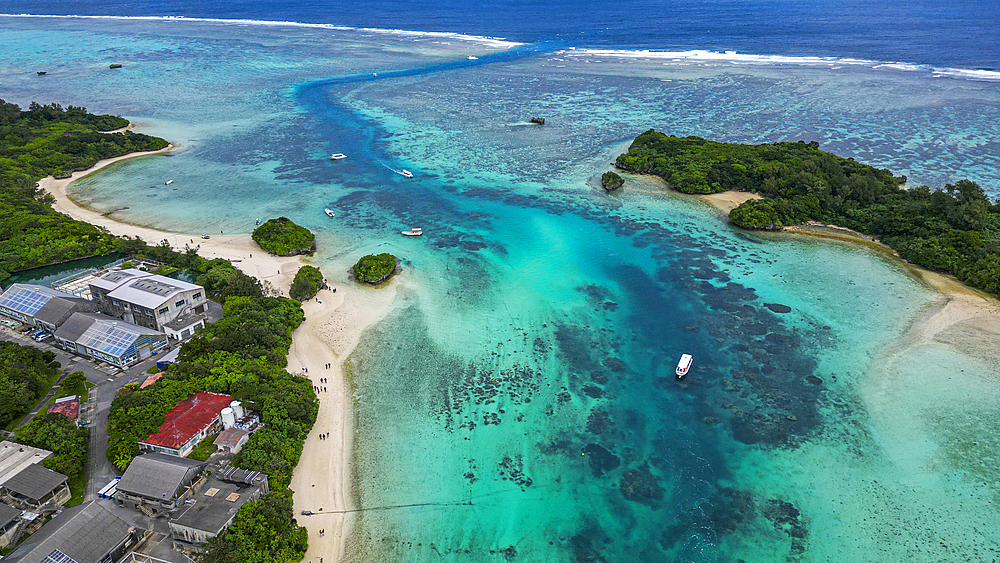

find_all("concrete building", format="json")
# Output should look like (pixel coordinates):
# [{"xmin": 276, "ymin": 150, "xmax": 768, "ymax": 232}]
[
  {"xmin": 53, "ymin": 312, "xmax": 168, "ymax": 368},
  {"xmin": 168, "ymin": 466, "xmax": 268, "ymax": 552},
  {"xmin": 115, "ymin": 453, "xmax": 206, "ymax": 518},
  {"xmin": 0, "ymin": 442, "xmax": 52, "ymax": 487},
  {"xmin": 88, "ymin": 269, "xmax": 207, "ymax": 336},
  {"xmin": 4, "ymin": 502, "xmax": 141, "ymax": 563},
  {"xmin": 0, "ymin": 284, "xmax": 95, "ymax": 331},
  {"xmin": 0, "ymin": 464, "xmax": 70, "ymax": 510},
  {"xmin": 213, "ymin": 428, "xmax": 250, "ymax": 455},
  {"xmin": 138, "ymin": 392, "xmax": 232, "ymax": 457}
]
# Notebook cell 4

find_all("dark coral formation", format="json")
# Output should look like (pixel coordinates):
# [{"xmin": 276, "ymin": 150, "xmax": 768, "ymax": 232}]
[{"xmin": 619, "ymin": 462, "xmax": 664, "ymax": 502}]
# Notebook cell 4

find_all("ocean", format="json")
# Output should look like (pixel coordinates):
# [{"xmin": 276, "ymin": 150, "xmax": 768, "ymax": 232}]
[{"xmin": 2, "ymin": 2, "xmax": 999, "ymax": 561}]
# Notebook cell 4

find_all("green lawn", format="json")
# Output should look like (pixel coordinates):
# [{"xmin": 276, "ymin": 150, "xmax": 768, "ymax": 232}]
[
  {"xmin": 64, "ymin": 468, "xmax": 87, "ymax": 508},
  {"xmin": 187, "ymin": 433, "xmax": 220, "ymax": 461}
]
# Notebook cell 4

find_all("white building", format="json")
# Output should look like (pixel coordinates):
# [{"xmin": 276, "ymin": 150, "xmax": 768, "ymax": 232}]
[{"xmin": 88, "ymin": 268, "xmax": 207, "ymax": 338}]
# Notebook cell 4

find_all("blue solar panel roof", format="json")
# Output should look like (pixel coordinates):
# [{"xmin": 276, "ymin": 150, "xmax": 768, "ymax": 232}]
[{"xmin": 0, "ymin": 287, "xmax": 54, "ymax": 316}]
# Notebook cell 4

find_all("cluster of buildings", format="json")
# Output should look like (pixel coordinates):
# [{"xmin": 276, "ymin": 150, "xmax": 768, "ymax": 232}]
[
  {"xmin": 0, "ymin": 268, "xmax": 208, "ymax": 368},
  {"xmin": 1, "ymin": 391, "xmax": 266, "ymax": 562}
]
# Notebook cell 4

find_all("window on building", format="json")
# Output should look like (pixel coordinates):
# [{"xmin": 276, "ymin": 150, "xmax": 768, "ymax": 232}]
[
  {"xmin": 175, "ymin": 300, "xmax": 185, "ymax": 308},
  {"xmin": 158, "ymin": 307, "xmax": 169, "ymax": 315},
  {"xmin": 192, "ymin": 292, "xmax": 201, "ymax": 300}
]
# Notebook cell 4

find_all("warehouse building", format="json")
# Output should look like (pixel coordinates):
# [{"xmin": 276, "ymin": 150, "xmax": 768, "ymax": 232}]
[
  {"xmin": 53, "ymin": 312, "xmax": 168, "ymax": 368},
  {"xmin": 88, "ymin": 269, "xmax": 207, "ymax": 336},
  {"xmin": 0, "ymin": 284, "xmax": 95, "ymax": 331}
]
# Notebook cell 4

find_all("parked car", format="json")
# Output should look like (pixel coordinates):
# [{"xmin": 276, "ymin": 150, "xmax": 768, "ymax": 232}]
[{"xmin": 36, "ymin": 334, "xmax": 52, "ymax": 342}]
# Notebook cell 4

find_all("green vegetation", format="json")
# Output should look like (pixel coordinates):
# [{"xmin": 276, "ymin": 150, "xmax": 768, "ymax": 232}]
[
  {"xmin": 59, "ymin": 371, "xmax": 88, "ymax": 401},
  {"xmin": 187, "ymin": 433, "xmax": 220, "ymax": 462},
  {"xmin": 0, "ymin": 100, "xmax": 169, "ymax": 283},
  {"xmin": 106, "ymin": 294, "xmax": 314, "ymax": 561},
  {"xmin": 13, "ymin": 412, "xmax": 88, "ymax": 505},
  {"xmin": 602, "ymin": 170, "xmax": 624, "ymax": 191},
  {"xmin": 289, "ymin": 265, "xmax": 323, "ymax": 301},
  {"xmin": 617, "ymin": 130, "xmax": 1000, "ymax": 295},
  {"xmin": 201, "ymin": 489, "xmax": 308, "ymax": 563},
  {"xmin": 352, "ymin": 253, "xmax": 396, "ymax": 285},
  {"xmin": 252, "ymin": 217, "xmax": 316, "ymax": 256},
  {"xmin": 0, "ymin": 341, "xmax": 60, "ymax": 429}
]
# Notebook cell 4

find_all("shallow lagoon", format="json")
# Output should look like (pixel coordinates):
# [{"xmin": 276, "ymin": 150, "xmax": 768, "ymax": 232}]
[{"xmin": 2, "ymin": 16, "xmax": 1000, "ymax": 561}]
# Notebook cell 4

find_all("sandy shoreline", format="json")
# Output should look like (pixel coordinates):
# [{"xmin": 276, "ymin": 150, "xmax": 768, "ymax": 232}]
[{"xmin": 38, "ymin": 146, "xmax": 395, "ymax": 561}]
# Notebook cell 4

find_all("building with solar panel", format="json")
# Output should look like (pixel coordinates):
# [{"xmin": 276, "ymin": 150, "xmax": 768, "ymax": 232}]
[
  {"xmin": 88, "ymin": 269, "xmax": 207, "ymax": 339},
  {"xmin": 53, "ymin": 313, "xmax": 168, "ymax": 368},
  {"xmin": 0, "ymin": 284, "xmax": 96, "ymax": 332}
]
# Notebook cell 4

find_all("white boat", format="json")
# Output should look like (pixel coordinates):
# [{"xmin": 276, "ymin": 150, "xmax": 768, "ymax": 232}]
[
  {"xmin": 399, "ymin": 169, "xmax": 414, "ymax": 178},
  {"xmin": 324, "ymin": 208, "xmax": 336, "ymax": 217},
  {"xmin": 330, "ymin": 153, "xmax": 347, "ymax": 160},
  {"xmin": 467, "ymin": 55, "xmax": 478, "ymax": 60},
  {"xmin": 401, "ymin": 228, "xmax": 423, "ymax": 236},
  {"xmin": 675, "ymin": 354, "xmax": 693, "ymax": 379},
  {"xmin": 165, "ymin": 179, "xmax": 174, "ymax": 185}
]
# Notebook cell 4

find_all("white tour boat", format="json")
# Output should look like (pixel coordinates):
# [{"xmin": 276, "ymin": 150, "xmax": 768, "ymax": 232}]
[
  {"xmin": 675, "ymin": 354, "xmax": 693, "ymax": 379},
  {"xmin": 399, "ymin": 169, "xmax": 414, "ymax": 178},
  {"xmin": 467, "ymin": 55, "xmax": 479, "ymax": 60},
  {"xmin": 324, "ymin": 208, "xmax": 336, "ymax": 217},
  {"xmin": 330, "ymin": 153, "xmax": 347, "ymax": 160},
  {"xmin": 401, "ymin": 228, "xmax": 423, "ymax": 236},
  {"xmin": 164, "ymin": 179, "xmax": 174, "ymax": 185}
]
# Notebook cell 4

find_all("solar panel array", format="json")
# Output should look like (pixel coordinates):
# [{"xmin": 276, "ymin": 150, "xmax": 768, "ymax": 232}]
[
  {"xmin": 42, "ymin": 549, "xmax": 78, "ymax": 563},
  {"xmin": 79, "ymin": 322, "xmax": 141, "ymax": 357},
  {"xmin": 0, "ymin": 287, "xmax": 52, "ymax": 316}
]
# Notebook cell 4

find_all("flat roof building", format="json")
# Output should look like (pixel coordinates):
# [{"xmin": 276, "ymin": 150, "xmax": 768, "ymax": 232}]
[
  {"xmin": 0, "ymin": 442, "xmax": 52, "ymax": 487},
  {"xmin": 139, "ymin": 392, "xmax": 232, "ymax": 457},
  {"xmin": 0, "ymin": 464, "xmax": 70, "ymax": 510},
  {"xmin": 168, "ymin": 466, "xmax": 268, "ymax": 552},
  {"xmin": 115, "ymin": 453, "xmax": 207, "ymax": 518},
  {"xmin": 0, "ymin": 284, "xmax": 95, "ymax": 331},
  {"xmin": 53, "ymin": 312, "xmax": 168, "ymax": 368},
  {"xmin": 3, "ymin": 502, "xmax": 141, "ymax": 563},
  {"xmin": 89, "ymin": 269, "xmax": 207, "ymax": 337}
]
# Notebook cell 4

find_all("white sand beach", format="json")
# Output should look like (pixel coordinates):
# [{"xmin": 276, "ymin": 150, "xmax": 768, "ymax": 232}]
[{"xmin": 39, "ymin": 147, "xmax": 399, "ymax": 560}]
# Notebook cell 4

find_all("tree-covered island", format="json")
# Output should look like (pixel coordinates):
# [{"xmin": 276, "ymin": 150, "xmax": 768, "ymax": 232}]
[
  {"xmin": 602, "ymin": 171, "xmax": 624, "ymax": 191},
  {"xmin": 252, "ymin": 217, "xmax": 316, "ymax": 256},
  {"xmin": 352, "ymin": 253, "xmax": 397, "ymax": 285},
  {"xmin": 616, "ymin": 130, "xmax": 1000, "ymax": 295}
]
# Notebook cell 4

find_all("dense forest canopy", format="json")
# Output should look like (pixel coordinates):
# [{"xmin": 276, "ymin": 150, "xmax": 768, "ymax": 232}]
[
  {"xmin": 616, "ymin": 130, "xmax": 1000, "ymax": 295},
  {"xmin": 352, "ymin": 253, "xmax": 396, "ymax": 284},
  {"xmin": 0, "ymin": 99, "xmax": 169, "ymax": 283},
  {"xmin": 0, "ymin": 342, "xmax": 60, "ymax": 429},
  {"xmin": 289, "ymin": 265, "xmax": 323, "ymax": 301}
]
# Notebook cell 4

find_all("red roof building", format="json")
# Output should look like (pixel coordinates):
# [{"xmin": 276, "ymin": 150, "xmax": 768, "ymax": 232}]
[
  {"xmin": 139, "ymin": 391, "xmax": 232, "ymax": 457},
  {"xmin": 47, "ymin": 396, "xmax": 80, "ymax": 421},
  {"xmin": 140, "ymin": 371, "xmax": 165, "ymax": 389}
]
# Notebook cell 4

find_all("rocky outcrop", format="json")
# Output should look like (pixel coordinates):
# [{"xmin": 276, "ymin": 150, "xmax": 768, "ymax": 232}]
[{"xmin": 529, "ymin": 116, "xmax": 545, "ymax": 125}]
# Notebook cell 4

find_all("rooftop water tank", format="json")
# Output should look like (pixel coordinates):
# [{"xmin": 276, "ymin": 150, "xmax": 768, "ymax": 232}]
[
  {"xmin": 221, "ymin": 407, "xmax": 236, "ymax": 429},
  {"xmin": 230, "ymin": 400, "xmax": 245, "ymax": 419}
]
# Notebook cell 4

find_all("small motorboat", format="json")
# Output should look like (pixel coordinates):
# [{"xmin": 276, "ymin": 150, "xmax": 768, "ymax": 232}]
[
  {"xmin": 398, "ymin": 169, "xmax": 414, "ymax": 178},
  {"xmin": 372, "ymin": 72, "xmax": 377, "ymax": 77},
  {"xmin": 675, "ymin": 354, "xmax": 693, "ymax": 379},
  {"xmin": 467, "ymin": 56, "xmax": 478, "ymax": 60},
  {"xmin": 330, "ymin": 153, "xmax": 347, "ymax": 160},
  {"xmin": 401, "ymin": 228, "xmax": 423, "ymax": 236},
  {"xmin": 37, "ymin": 71, "xmax": 47, "ymax": 76},
  {"xmin": 324, "ymin": 208, "xmax": 336, "ymax": 217},
  {"xmin": 109, "ymin": 63, "xmax": 123, "ymax": 69},
  {"xmin": 165, "ymin": 179, "xmax": 174, "ymax": 185},
  {"xmin": 255, "ymin": 218, "xmax": 261, "ymax": 226}
]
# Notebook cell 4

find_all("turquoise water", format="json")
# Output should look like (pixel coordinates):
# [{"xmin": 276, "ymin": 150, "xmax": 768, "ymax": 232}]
[{"xmin": 3, "ymin": 16, "xmax": 1000, "ymax": 561}]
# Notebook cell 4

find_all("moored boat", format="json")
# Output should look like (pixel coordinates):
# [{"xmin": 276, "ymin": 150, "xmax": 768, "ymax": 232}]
[
  {"xmin": 399, "ymin": 169, "xmax": 414, "ymax": 178},
  {"xmin": 165, "ymin": 179, "xmax": 174, "ymax": 185},
  {"xmin": 37, "ymin": 71, "xmax": 47, "ymax": 76},
  {"xmin": 675, "ymin": 354, "xmax": 693, "ymax": 379},
  {"xmin": 330, "ymin": 153, "xmax": 347, "ymax": 160},
  {"xmin": 401, "ymin": 228, "xmax": 423, "ymax": 236},
  {"xmin": 324, "ymin": 208, "xmax": 336, "ymax": 217},
  {"xmin": 467, "ymin": 56, "xmax": 478, "ymax": 60}
]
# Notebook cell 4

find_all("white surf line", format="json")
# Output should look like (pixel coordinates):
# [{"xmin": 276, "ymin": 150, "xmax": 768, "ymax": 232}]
[{"xmin": 0, "ymin": 13, "xmax": 524, "ymax": 49}]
